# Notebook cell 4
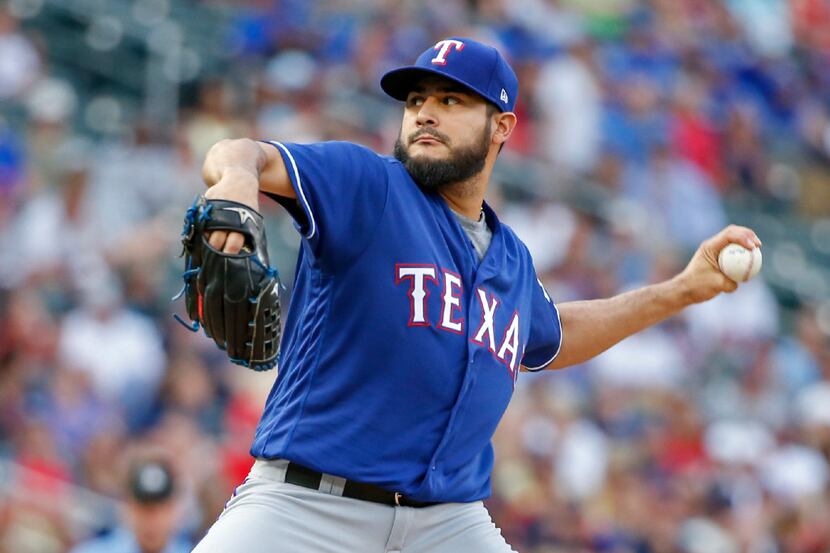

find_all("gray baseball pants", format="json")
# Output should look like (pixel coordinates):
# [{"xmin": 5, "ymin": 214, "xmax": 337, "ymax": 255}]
[{"xmin": 192, "ymin": 459, "xmax": 517, "ymax": 553}]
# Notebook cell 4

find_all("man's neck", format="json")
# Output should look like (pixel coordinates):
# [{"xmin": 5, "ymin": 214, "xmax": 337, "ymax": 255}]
[{"xmin": 439, "ymin": 173, "xmax": 488, "ymax": 220}]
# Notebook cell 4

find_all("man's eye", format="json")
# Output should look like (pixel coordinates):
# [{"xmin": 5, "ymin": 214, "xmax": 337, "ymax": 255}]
[
  {"xmin": 443, "ymin": 96, "xmax": 460, "ymax": 105},
  {"xmin": 408, "ymin": 96, "xmax": 424, "ymax": 106}
]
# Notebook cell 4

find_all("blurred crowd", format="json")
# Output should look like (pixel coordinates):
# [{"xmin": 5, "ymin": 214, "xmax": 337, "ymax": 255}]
[{"xmin": 1, "ymin": 0, "xmax": 830, "ymax": 552}]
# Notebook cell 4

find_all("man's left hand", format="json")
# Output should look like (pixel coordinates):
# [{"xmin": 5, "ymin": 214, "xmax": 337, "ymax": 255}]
[{"xmin": 673, "ymin": 225, "xmax": 762, "ymax": 305}]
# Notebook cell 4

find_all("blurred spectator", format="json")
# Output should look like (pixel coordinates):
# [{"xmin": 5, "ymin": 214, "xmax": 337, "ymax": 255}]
[
  {"xmin": 181, "ymin": 80, "xmax": 249, "ymax": 165},
  {"xmin": 602, "ymin": 72, "xmax": 669, "ymax": 165},
  {"xmin": 792, "ymin": 0, "xmax": 830, "ymax": 51},
  {"xmin": 39, "ymin": 367, "xmax": 111, "ymax": 463},
  {"xmin": 0, "ymin": 119, "xmax": 25, "ymax": 197},
  {"xmin": 671, "ymin": 73, "xmax": 723, "ymax": 186},
  {"xmin": 57, "ymin": 277, "xmax": 166, "ymax": 430},
  {"xmin": 621, "ymin": 143, "xmax": 727, "ymax": 249},
  {"xmin": 590, "ymin": 324, "xmax": 686, "ymax": 390},
  {"xmin": 725, "ymin": 0, "xmax": 793, "ymax": 59},
  {"xmin": 684, "ymin": 278, "xmax": 779, "ymax": 346},
  {"xmin": 771, "ymin": 306, "xmax": 825, "ymax": 396},
  {"xmin": 0, "ymin": 7, "xmax": 40, "ymax": 100},
  {"xmin": 534, "ymin": 40, "xmax": 602, "ymax": 175},
  {"xmin": 760, "ymin": 444, "xmax": 829, "ymax": 504},
  {"xmin": 553, "ymin": 417, "xmax": 608, "ymax": 501},
  {"xmin": 69, "ymin": 458, "xmax": 191, "ymax": 553},
  {"xmin": 11, "ymin": 138, "xmax": 100, "ymax": 285},
  {"xmin": 21, "ymin": 77, "xmax": 78, "ymax": 193},
  {"xmin": 722, "ymin": 103, "xmax": 769, "ymax": 195},
  {"xmin": 89, "ymin": 121, "xmax": 198, "ymax": 249}
]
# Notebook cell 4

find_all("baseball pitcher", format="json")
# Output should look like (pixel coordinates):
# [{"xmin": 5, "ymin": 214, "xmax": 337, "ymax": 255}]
[{"xmin": 183, "ymin": 38, "xmax": 761, "ymax": 553}]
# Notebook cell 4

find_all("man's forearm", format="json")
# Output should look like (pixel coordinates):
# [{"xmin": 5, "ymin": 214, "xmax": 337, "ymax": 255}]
[
  {"xmin": 544, "ymin": 277, "xmax": 692, "ymax": 370},
  {"xmin": 534, "ymin": 225, "xmax": 761, "ymax": 371}
]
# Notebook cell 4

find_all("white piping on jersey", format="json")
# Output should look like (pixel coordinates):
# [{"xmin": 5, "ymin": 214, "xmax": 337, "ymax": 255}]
[
  {"xmin": 270, "ymin": 141, "xmax": 317, "ymax": 240},
  {"xmin": 523, "ymin": 301, "xmax": 563, "ymax": 371}
]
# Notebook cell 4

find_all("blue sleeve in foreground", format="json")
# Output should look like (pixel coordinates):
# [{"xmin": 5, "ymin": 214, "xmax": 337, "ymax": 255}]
[{"xmin": 522, "ymin": 277, "xmax": 562, "ymax": 371}]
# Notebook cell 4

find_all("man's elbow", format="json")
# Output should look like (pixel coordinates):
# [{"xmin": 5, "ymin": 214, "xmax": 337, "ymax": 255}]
[
  {"xmin": 202, "ymin": 138, "xmax": 264, "ymax": 186},
  {"xmin": 202, "ymin": 139, "xmax": 232, "ymax": 186},
  {"xmin": 520, "ymin": 354, "xmax": 571, "ymax": 373}
]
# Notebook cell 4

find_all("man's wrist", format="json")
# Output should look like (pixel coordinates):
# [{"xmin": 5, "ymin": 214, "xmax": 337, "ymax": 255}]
[
  {"xmin": 667, "ymin": 273, "xmax": 697, "ymax": 308},
  {"xmin": 204, "ymin": 168, "xmax": 261, "ymax": 209},
  {"xmin": 218, "ymin": 166, "xmax": 260, "ymax": 188}
]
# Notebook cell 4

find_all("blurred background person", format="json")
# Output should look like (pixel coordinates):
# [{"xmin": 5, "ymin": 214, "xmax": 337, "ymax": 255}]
[{"xmin": 69, "ymin": 458, "xmax": 191, "ymax": 553}]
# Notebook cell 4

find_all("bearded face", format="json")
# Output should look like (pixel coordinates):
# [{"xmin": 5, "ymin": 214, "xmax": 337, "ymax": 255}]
[
  {"xmin": 393, "ymin": 117, "xmax": 491, "ymax": 192},
  {"xmin": 393, "ymin": 76, "xmax": 496, "ymax": 193}
]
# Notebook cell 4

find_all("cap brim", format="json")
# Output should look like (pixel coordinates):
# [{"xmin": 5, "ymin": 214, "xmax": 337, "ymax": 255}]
[{"xmin": 380, "ymin": 66, "xmax": 498, "ymax": 109}]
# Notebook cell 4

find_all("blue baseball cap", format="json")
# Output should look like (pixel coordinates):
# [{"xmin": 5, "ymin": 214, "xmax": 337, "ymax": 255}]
[{"xmin": 381, "ymin": 38, "xmax": 518, "ymax": 113}]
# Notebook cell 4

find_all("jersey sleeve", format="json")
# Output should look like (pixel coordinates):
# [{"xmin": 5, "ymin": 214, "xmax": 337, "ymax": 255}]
[
  {"xmin": 522, "ymin": 277, "xmax": 563, "ymax": 371},
  {"xmin": 263, "ymin": 141, "xmax": 389, "ymax": 266}
]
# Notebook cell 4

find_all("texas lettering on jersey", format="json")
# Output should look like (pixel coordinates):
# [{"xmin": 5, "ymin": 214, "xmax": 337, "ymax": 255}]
[{"xmin": 395, "ymin": 263, "xmax": 521, "ymax": 379}]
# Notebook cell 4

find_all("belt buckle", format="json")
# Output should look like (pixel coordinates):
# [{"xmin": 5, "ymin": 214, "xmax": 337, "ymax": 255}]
[{"xmin": 394, "ymin": 492, "xmax": 402, "ymax": 506}]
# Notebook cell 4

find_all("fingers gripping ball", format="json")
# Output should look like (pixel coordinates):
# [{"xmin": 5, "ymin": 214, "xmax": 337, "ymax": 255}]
[
  {"xmin": 718, "ymin": 243, "xmax": 762, "ymax": 283},
  {"xmin": 174, "ymin": 196, "xmax": 281, "ymax": 371}
]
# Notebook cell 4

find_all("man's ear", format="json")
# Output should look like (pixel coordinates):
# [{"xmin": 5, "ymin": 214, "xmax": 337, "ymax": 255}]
[{"xmin": 492, "ymin": 112, "xmax": 517, "ymax": 147}]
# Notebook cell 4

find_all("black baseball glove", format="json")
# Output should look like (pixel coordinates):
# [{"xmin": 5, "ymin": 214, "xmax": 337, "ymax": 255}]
[{"xmin": 173, "ymin": 196, "xmax": 281, "ymax": 371}]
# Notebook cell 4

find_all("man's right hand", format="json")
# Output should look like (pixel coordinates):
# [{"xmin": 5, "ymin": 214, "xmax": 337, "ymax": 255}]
[{"xmin": 204, "ymin": 168, "xmax": 260, "ymax": 254}]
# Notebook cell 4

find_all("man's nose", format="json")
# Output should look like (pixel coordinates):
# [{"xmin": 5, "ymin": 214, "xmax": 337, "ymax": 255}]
[{"xmin": 415, "ymin": 96, "xmax": 440, "ymax": 127}]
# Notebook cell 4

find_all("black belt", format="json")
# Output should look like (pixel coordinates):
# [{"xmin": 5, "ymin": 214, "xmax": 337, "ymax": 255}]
[{"xmin": 283, "ymin": 462, "xmax": 440, "ymax": 508}]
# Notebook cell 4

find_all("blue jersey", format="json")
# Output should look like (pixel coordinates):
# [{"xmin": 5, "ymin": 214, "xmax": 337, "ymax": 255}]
[{"xmin": 250, "ymin": 141, "xmax": 562, "ymax": 503}]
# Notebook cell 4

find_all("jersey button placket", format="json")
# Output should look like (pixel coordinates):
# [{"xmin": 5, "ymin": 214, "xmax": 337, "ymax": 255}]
[
  {"xmin": 427, "ymin": 267, "xmax": 480, "ymax": 486},
  {"xmin": 427, "ymin": 337, "xmax": 475, "ymax": 481}
]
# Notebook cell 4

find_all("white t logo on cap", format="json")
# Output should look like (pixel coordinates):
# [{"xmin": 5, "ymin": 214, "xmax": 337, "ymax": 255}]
[
  {"xmin": 431, "ymin": 39, "xmax": 465, "ymax": 66},
  {"xmin": 500, "ymin": 89, "xmax": 508, "ymax": 104}
]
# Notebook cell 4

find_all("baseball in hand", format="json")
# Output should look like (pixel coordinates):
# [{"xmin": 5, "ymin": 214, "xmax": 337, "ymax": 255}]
[{"xmin": 718, "ymin": 243, "xmax": 762, "ymax": 282}]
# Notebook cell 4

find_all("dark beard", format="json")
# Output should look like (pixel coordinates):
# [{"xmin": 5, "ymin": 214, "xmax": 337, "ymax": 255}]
[{"xmin": 393, "ymin": 122, "xmax": 490, "ymax": 193}]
